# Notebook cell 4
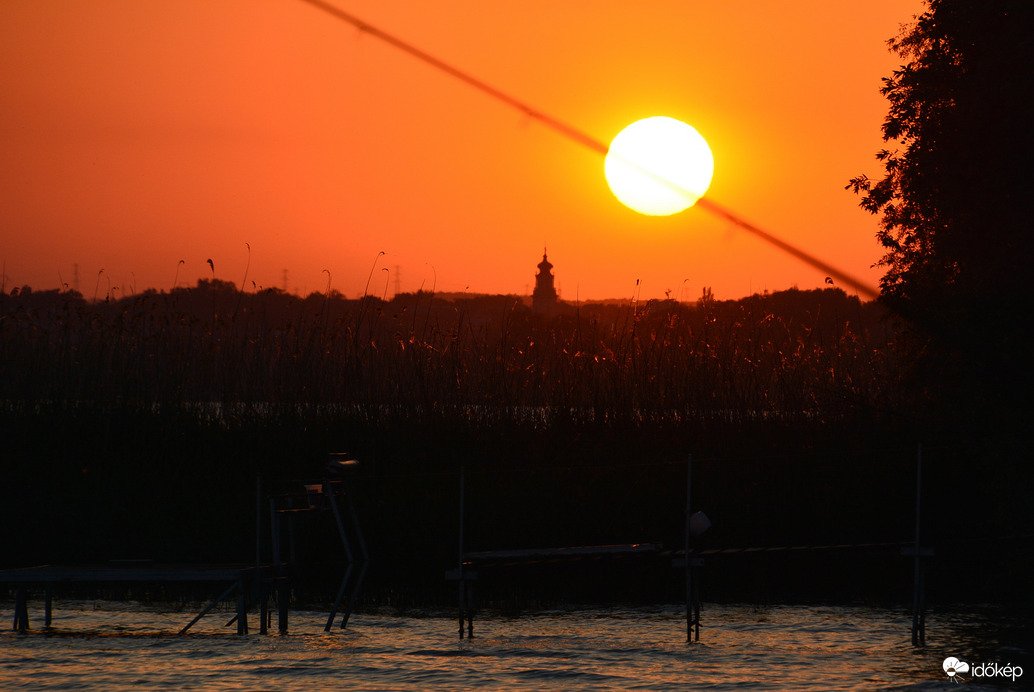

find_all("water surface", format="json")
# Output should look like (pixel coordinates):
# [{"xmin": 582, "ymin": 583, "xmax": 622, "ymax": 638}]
[{"xmin": 2, "ymin": 602, "xmax": 1029, "ymax": 690}]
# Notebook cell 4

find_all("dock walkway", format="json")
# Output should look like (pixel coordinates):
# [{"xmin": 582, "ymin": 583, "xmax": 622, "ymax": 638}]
[{"xmin": 0, "ymin": 562, "xmax": 285, "ymax": 635}]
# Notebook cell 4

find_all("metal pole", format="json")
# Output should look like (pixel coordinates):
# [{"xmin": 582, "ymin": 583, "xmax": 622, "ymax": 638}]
[
  {"xmin": 14, "ymin": 586, "xmax": 28, "ymax": 632},
  {"xmin": 458, "ymin": 468, "xmax": 466, "ymax": 569},
  {"xmin": 181, "ymin": 581, "xmax": 239, "ymax": 635},
  {"xmin": 277, "ymin": 577, "xmax": 290, "ymax": 634},
  {"xmin": 685, "ymin": 455, "xmax": 694, "ymax": 642},
  {"xmin": 911, "ymin": 443, "xmax": 925, "ymax": 645},
  {"xmin": 237, "ymin": 576, "xmax": 250, "ymax": 635},
  {"xmin": 326, "ymin": 482, "xmax": 355, "ymax": 632},
  {"xmin": 269, "ymin": 498, "xmax": 281, "ymax": 568},
  {"xmin": 466, "ymin": 579, "xmax": 474, "ymax": 639},
  {"xmin": 259, "ymin": 588, "xmax": 269, "ymax": 635},
  {"xmin": 44, "ymin": 583, "xmax": 53, "ymax": 629},
  {"xmin": 287, "ymin": 497, "xmax": 297, "ymax": 565},
  {"xmin": 458, "ymin": 467, "xmax": 466, "ymax": 638},
  {"xmin": 255, "ymin": 476, "xmax": 262, "ymax": 573},
  {"xmin": 340, "ymin": 487, "xmax": 369, "ymax": 629}
]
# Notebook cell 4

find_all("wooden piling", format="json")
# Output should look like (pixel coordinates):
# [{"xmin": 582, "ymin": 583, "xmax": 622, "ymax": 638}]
[
  {"xmin": 287, "ymin": 496, "xmax": 297, "ymax": 565},
  {"xmin": 277, "ymin": 577, "xmax": 289, "ymax": 634},
  {"xmin": 255, "ymin": 475, "xmax": 262, "ymax": 575},
  {"xmin": 14, "ymin": 587, "xmax": 28, "ymax": 633},
  {"xmin": 911, "ymin": 443, "xmax": 926, "ymax": 646},
  {"xmin": 339, "ymin": 487, "xmax": 369, "ymax": 629},
  {"xmin": 180, "ymin": 581, "xmax": 239, "ymax": 635},
  {"xmin": 457, "ymin": 467, "xmax": 468, "ymax": 639},
  {"xmin": 684, "ymin": 455, "xmax": 701, "ymax": 642},
  {"xmin": 236, "ymin": 579, "xmax": 248, "ymax": 635},
  {"xmin": 269, "ymin": 498, "xmax": 281, "ymax": 568},
  {"xmin": 325, "ymin": 481, "xmax": 354, "ymax": 632},
  {"xmin": 3, "ymin": 562, "xmax": 282, "ymax": 637},
  {"xmin": 259, "ymin": 584, "xmax": 269, "ymax": 635},
  {"xmin": 465, "ymin": 579, "xmax": 474, "ymax": 638},
  {"xmin": 44, "ymin": 583, "xmax": 53, "ymax": 629}
]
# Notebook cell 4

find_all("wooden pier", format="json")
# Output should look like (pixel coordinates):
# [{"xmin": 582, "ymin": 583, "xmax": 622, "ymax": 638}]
[
  {"xmin": 3, "ymin": 455, "xmax": 369, "ymax": 636},
  {"xmin": 0, "ymin": 562, "xmax": 290, "ymax": 635},
  {"xmin": 444, "ymin": 453, "xmax": 936, "ymax": 644},
  {"xmin": 446, "ymin": 543, "xmax": 667, "ymax": 638},
  {"xmin": 5, "ymin": 451, "xmax": 936, "ymax": 644},
  {"xmin": 446, "ymin": 460, "xmax": 708, "ymax": 641}
]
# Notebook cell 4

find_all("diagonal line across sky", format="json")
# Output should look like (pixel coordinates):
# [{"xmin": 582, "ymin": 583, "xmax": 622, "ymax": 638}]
[{"xmin": 297, "ymin": 0, "xmax": 879, "ymax": 300}]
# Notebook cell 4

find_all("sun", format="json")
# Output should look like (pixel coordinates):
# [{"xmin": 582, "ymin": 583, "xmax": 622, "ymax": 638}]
[{"xmin": 604, "ymin": 116, "xmax": 714, "ymax": 216}]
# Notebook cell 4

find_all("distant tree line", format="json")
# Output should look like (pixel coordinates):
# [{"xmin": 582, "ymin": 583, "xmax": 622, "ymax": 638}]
[{"xmin": 0, "ymin": 280, "xmax": 896, "ymax": 425}]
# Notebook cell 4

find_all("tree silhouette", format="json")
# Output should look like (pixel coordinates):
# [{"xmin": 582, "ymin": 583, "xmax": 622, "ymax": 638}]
[{"xmin": 848, "ymin": 0, "xmax": 1034, "ymax": 411}]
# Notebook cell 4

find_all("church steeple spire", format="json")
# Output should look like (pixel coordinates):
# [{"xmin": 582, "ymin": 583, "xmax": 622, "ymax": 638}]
[{"xmin": 532, "ymin": 249, "xmax": 558, "ymax": 313}]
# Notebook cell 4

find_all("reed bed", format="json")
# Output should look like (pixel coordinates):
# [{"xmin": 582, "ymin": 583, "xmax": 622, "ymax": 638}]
[{"xmin": 0, "ymin": 280, "xmax": 896, "ymax": 422}]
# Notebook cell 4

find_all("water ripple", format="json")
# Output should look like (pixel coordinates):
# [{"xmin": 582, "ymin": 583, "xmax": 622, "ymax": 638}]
[{"xmin": 1, "ymin": 603, "xmax": 1029, "ymax": 691}]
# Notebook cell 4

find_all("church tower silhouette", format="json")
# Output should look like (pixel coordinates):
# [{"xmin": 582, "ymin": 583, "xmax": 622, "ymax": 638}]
[{"xmin": 532, "ymin": 249, "xmax": 558, "ymax": 314}]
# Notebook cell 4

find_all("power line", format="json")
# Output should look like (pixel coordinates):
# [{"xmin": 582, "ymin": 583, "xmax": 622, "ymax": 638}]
[
  {"xmin": 297, "ymin": 0, "xmax": 607, "ymax": 155},
  {"xmin": 295, "ymin": 0, "xmax": 879, "ymax": 300}
]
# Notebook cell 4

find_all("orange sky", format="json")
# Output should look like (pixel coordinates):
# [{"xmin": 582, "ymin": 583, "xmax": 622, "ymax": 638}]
[{"xmin": 1, "ymin": 0, "xmax": 923, "ymax": 301}]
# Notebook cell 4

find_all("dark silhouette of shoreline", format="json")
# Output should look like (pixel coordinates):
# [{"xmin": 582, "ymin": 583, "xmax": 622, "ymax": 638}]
[{"xmin": 1, "ymin": 280, "xmax": 1030, "ymax": 607}]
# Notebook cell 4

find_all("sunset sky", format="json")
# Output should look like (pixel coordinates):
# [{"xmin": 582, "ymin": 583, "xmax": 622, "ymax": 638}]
[{"xmin": 1, "ymin": 0, "xmax": 923, "ymax": 301}]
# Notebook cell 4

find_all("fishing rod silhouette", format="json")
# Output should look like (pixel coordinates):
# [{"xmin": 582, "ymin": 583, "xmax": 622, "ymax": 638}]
[{"xmin": 298, "ymin": 0, "xmax": 879, "ymax": 300}]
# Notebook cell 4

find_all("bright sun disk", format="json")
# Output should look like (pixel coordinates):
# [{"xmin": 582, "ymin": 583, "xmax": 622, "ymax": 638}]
[{"xmin": 604, "ymin": 116, "xmax": 714, "ymax": 216}]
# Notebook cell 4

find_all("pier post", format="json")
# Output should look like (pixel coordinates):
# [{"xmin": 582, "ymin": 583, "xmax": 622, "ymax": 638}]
[
  {"xmin": 14, "ymin": 586, "xmax": 28, "ymax": 633},
  {"xmin": 688, "ymin": 563, "xmax": 701, "ymax": 642},
  {"xmin": 684, "ymin": 455, "xmax": 700, "ymax": 642},
  {"xmin": 44, "ymin": 583, "xmax": 53, "ymax": 629},
  {"xmin": 287, "ymin": 496, "xmax": 298, "ymax": 565},
  {"xmin": 454, "ymin": 573, "xmax": 475, "ymax": 639},
  {"xmin": 911, "ymin": 443, "xmax": 927, "ymax": 646},
  {"xmin": 180, "ymin": 581, "xmax": 240, "ymax": 635},
  {"xmin": 457, "ymin": 467, "xmax": 472, "ymax": 639},
  {"xmin": 277, "ymin": 577, "xmax": 289, "ymax": 634},
  {"xmin": 256, "ymin": 476, "xmax": 262, "ymax": 573},
  {"xmin": 465, "ymin": 578, "xmax": 474, "ymax": 639},
  {"xmin": 269, "ymin": 498, "xmax": 281, "ymax": 568},
  {"xmin": 236, "ymin": 578, "xmax": 248, "ymax": 635},
  {"xmin": 259, "ymin": 582, "xmax": 269, "ymax": 635},
  {"xmin": 458, "ymin": 584, "xmax": 465, "ymax": 638},
  {"xmin": 325, "ymin": 481, "xmax": 355, "ymax": 632},
  {"xmin": 339, "ymin": 485, "xmax": 369, "ymax": 629}
]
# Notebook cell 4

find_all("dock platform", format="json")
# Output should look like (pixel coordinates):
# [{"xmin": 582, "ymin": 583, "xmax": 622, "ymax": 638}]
[{"xmin": 0, "ymin": 562, "xmax": 285, "ymax": 635}]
